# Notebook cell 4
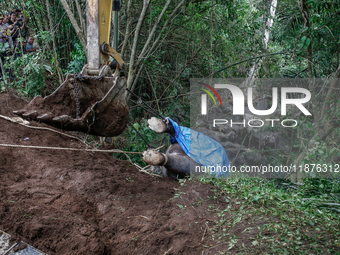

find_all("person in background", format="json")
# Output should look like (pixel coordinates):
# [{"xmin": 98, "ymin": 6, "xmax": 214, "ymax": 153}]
[
  {"xmin": 8, "ymin": 12, "xmax": 17, "ymax": 26},
  {"xmin": 0, "ymin": 14, "xmax": 7, "ymax": 44},
  {"xmin": 8, "ymin": 12, "xmax": 19, "ymax": 41},
  {"xmin": 0, "ymin": 14, "xmax": 14, "ymax": 51},
  {"xmin": 15, "ymin": 9, "xmax": 28, "ymax": 39},
  {"xmin": 22, "ymin": 39, "xmax": 27, "ymax": 53},
  {"xmin": 25, "ymin": 36, "xmax": 36, "ymax": 53},
  {"xmin": 4, "ymin": 14, "xmax": 16, "ymax": 48},
  {"xmin": 8, "ymin": 12, "xmax": 26, "ymax": 42},
  {"xmin": 15, "ymin": 9, "xmax": 28, "ymax": 23},
  {"xmin": 2, "ymin": 15, "xmax": 10, "ymax": 30}
]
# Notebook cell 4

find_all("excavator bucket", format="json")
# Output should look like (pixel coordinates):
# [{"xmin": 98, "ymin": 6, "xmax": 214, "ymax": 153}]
[{"xmin": 14, "ymin": 73, "xmax": 128, "ymax": 137}]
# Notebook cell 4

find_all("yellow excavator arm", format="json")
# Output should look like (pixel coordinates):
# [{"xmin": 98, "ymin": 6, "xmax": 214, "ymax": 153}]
[
  {"xmin": 86, "ymin": 0, "xmax": 125, "ymax": 74},
  {"xmin": 99, "ymin": 0, "xmax": 113, "ymax": 47}
]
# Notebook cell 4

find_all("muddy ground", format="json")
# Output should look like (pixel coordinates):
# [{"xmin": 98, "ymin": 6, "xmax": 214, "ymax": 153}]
[{"xmin": 0, "ymin": 92, "xmax": 232, "ymax": 255}]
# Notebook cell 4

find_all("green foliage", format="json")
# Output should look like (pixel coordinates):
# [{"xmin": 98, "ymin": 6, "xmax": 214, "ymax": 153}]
[
  {"xmin": 35, "ymin": 31, "xmax": 53, "ymax": 45},
  {"xmin": 162, "ymin": 97, "xmax": 190, "ymax": 127},
  {"xmin": 11, "ymin": 54, "xmax": 47, "ymax": 97},
  {"xmin": 0, "ymin": 42, "xmax": 50, "ymax": 97},
  {"xmin": 302, "ymin": 139, "xmax": 340, "ymax": 178},
  {"xmin": 65, "ymin": 42, "xmax": 86, "ymax": 74},
  {"xmin": 198, "ymin": 177, "xmax": 340, "ymax": 253},
  {"xmin": 113, "ymin": 119, "xmax": 156, "ymax": 166}
]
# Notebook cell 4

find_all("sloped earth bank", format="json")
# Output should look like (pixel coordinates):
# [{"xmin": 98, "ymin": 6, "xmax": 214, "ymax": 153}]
[
  {"xmin": 0, "ymin": 92, "xmax": 231, "ymax": 254},
  {"xmin": 2, "ymin": 92, "xmax": 337, "ymax": 255}
]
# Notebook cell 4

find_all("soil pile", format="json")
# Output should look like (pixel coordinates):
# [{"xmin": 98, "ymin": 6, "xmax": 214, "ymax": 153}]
[{"xmin": 0, "ymin": 92, "xmax": 227, "ymax": 254}]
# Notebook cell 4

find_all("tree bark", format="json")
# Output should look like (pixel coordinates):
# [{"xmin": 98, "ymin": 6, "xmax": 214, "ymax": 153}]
[
  {"xmin": 136, "ymin": 0, "xmax": 186, "ymax": 67},
  {"xmin": 138, "ymin": 0, "xmax": 172, "ymax": 63},
  {"xmin": 245, "ymin": 0, "xmax": 277, "ymax": 87},
  {"xmin": 46, "ymin": 0, "xmax": 63, "ymax": 84},
  {"xmin": 126, "ymin": 0, "xmax": 150, "ymax": 90},
  {"xmin": 121, "ymin": 0, "xmax": 132, "ymax": 58},
  {"xmin": 75, "ymin": 0, "xmax": 86, "ymax": 37},
  {"xmin": 59, "ymin": 0, "xmax": 86, "ymax": 52}
]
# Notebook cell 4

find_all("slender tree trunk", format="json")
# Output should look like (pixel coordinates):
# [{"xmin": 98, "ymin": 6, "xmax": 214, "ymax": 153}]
[
  {"xmin": 59, "ymin": 0, "xmax": 86, "ymax": 51},
  {"xmin": 126, "ymin": 63, "xmax": 145, "ymax": 102},
  {"xmin": 39, "ymin": 0, "xmax": 51, "ymax": 32},
  {"xmin": 121, "ymin": 0, "xmax": 132, "ymax": 58},
  {"xmin": 75, "ymin": 0, "xmax": 86, "ymax": 37},
  {"xmin": 126, "ymin": 0, "xmax": 150, "ymax": 90},
  {"xmin": 298, "ymin": 0, "xmax": 321, "ymax": 131},
  {"xmin": 136, "ymin": 0, "xmax": 186, "ymax": 67},
  {"xmin": 138, "ymin": 0, "xmax": 172, "ymax": 62},
  {"xmin": 245, "ymin": 0, "xmax": 277, "ymax": 87},
  {"xmin": 46, "ymin": 0, "xmax": 63, "ymax": 83}
]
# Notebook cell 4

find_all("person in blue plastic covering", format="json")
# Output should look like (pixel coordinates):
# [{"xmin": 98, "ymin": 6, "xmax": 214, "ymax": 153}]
[{"xmin": 142, "ymin": 117, "xmax": 229, "ymax": 178}]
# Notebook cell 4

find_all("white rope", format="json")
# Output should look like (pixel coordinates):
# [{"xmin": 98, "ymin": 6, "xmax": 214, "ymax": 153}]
[
  {"xmin": 0, "ymin": 114, "xmax": 169, "ymax": 177},
  {"xmin": 0, "ymin": 114, "xmax": 143, "ymax": 154},
  {"xmin": 0, "ymin": 143, "xmax": 143, "ymax": 154},
  {"xmin": 0, "ymin": 114, "xmax": 164, "ymax": 156},
  {"xmin": 0, "ymin": 114, "xmax": 86, "ymax": 145}
]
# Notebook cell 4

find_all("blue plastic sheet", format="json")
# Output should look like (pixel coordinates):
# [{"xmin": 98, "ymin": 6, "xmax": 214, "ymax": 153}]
[{"xmin": 167, "ymin": 118, "xmax": 229, "ymax": 177}]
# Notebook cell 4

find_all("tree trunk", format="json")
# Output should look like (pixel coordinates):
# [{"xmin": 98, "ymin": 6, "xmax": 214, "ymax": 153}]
[
  {"xmin": 46, "ymin": 0, "xmax": 63, "ymax": 84},
  {"xmin": 138, "ymin": 0, "xmax": 172, "ymax": 62},
  {"xmin": 136, "ymin": 0, "xmax": 186, "ymax": 67},
  {"xmin": 126, "ymin": 0, "xmax": 150, "ymax": 90},
  {"xmin": 245, "ymin": 0, "xmax": 277, "ymax": 87},
  {"xmin": 121, "ymin": 0, "xmax": 132, "ymax": 58},
  {"xmin": 59, "ymin": 0, "xmax": 86, "ymax": 52},
  {"xmin": 75, "ymin": 0, "xmax": 86, "ymax": 37}
]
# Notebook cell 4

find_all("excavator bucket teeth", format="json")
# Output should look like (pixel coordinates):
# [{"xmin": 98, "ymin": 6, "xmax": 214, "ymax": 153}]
[{"xmin": 14, "ymin": 74, "xmax": 129, "ymax": 137}]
